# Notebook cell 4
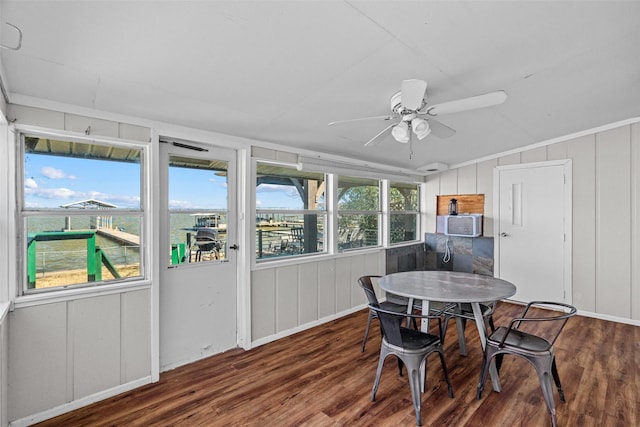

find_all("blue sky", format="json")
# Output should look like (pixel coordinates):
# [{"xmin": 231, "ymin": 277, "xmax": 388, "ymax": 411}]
[
  {"xmin": 24, "ymin": 153, "xmax": 302, "ymax": 210},
  {"xmin": 24, "ymin": 154, "xmax": 141, "ymax": 208}
]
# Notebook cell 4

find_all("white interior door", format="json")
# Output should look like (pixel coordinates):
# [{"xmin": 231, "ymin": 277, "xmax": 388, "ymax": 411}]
[
  {"xmin": 159, "ymin": 139, "xmax": 238, "ymax": 371},
  {"xmin": 495, "ymin": 161, "xmax": 571, "ymax": 303}
]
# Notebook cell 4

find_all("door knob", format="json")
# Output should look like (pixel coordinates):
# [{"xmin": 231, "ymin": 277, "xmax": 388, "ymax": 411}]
[
  {"xmin": 500, "ymin": 232, "xmax": 509, "ymax": 237},
  {"xmin": 229, "ymin": 244, "xmax": 239, "ymax": 250}
]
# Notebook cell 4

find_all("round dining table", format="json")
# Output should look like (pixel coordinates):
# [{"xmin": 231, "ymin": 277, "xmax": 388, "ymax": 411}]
[{"xmin": 379, "ymin": 270, "xmax": 517, "ymax": 392}]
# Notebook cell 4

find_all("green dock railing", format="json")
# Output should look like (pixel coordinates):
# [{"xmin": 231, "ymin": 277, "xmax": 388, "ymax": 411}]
[{"xmin": 27, "ymin": 231, "xmax": 121, "ymax": 288}]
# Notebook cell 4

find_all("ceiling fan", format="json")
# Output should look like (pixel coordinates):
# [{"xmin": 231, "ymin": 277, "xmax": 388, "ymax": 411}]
[{"xmin": 328, "ymin": 79, "xmax": 507, "ymax": 147}]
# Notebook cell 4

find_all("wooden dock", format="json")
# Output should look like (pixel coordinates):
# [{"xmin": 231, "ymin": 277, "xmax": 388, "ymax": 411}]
[{"xmin": 96, "ymin": 228, "xmax": 140, "ymax": 246}]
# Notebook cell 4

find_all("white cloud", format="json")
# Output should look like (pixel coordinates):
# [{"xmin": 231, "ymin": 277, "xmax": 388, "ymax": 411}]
[
  {"xmin": 52, "ymin": 188, "xmax": 76, "ymax": 198},
  {"xmin": 24, "ymin": 187, "xmax": 76, "ymax": 199},
  {"xmin": 24, "ymin": 187, "xmax": 140, "ymax": 207},
  {"xmin": 40, "ymin": 166, "xmax": 69, "ymax": 179},
  {"xmin": 24, "ymin": 177, "xmax": 38, "ymax": 189}
]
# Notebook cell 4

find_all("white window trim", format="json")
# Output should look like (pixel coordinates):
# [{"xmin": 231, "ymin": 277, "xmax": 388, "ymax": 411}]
[
  {"xmin": 252, "ymin": 159, "xmax": 329, "ymax": 266},
  {"xmin": 388, "ymin": 180, "xmax": 421, "ymax": 246},
  {"xmin": 13, "ymin": 125, "xmax": 151, "ymax": 300},
  {"xmin": 336, "ymin": 175, "xmax": 383, "ymax": 251}
]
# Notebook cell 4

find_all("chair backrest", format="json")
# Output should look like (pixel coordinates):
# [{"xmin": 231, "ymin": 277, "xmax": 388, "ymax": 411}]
[
  {"xmin": 358, "ymin": 275, "xmax": 381, "ymax": 306},
  {"xmin": 368, "ymin": 304, "xmax": 406, "ymax": 348},
  {"xmin": 500, "ymin": 301, "xmax": 577, "ymax": 349}
]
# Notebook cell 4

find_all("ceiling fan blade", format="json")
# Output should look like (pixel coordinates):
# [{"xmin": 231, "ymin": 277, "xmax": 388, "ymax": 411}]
[
  {"xmin": 427, "ymin": 90, "xmax": 507, "ymax": 116},
  {"xmin": 427, "ymin": 118, "xmax": 456, "ymax": 139},
  {"xmin": 364, "ymin": 123, "xmax": 396, "ymax": 147},
  {"xmin": 400, "ymin": 79, "xmax": 427, "ymax": 110},
  {"xmin": 328, "ymin": 115, "xmax": 394, "ymax": 126}
]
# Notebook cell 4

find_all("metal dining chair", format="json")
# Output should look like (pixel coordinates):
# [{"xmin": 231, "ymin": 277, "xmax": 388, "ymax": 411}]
[
  {"xmin": 369, "ymin": 303, "xmax": 454, "ymax": 426},
  {"xmin": 476, "ymin": 301, "xmax": 577, "ymax": 427},
  {"xmin": 442, "ymin": 301, "xmax": 497, "ymax": 356},
  {"xmin": 358, "ymin": 275, "xmax": 414, "ymax": 352}
]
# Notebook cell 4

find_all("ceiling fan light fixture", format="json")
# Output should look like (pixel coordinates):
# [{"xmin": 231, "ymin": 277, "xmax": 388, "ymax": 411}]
[
  {"xmin": 391, "ymin": 122, "xmax": 410, "ymax": 143},
  {"xmin": 411, "ymin": 118, "xmax": 431, "ymax": 140}
]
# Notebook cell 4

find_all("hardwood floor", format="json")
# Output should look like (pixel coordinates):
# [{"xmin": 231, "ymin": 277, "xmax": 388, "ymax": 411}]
[{"xmin": 36, "ymin": 302, "xmax": 638, "ymax": 426}]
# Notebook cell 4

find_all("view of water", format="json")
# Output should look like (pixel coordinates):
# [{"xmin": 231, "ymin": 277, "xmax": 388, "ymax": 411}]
[
  {"xmin": 27, "ymin": 212, "xmax": 335, "ymax": 274},
  {"xmin": 27, "ymin": 213, "xmax": 232, "ymax": 274},
  {"xmin": 28, "ymin": 216, "xmax": 142, "ymax": 275}
]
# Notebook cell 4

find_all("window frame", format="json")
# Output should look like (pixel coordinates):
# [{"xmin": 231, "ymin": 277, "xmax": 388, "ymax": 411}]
[
  {"xmin": 253, "ymin": 160, "xmax": 328, "ymax": 263},
  {"xmin": 388, "ymin": 180, "xmax": 421, "ymax": 246},
  {"xmin": 336, "ymin": 175, "xmax": 382, "ymax": 251},
  {"xmin": 166, "ymin": 151, "xmax": 231, "ymax": 267},
  {"xmin": 16, "ymin": 129, "xmax": 149, "ymax": 295}
]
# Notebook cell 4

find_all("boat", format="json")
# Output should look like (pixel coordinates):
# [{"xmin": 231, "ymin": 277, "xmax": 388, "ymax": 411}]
[{"xmin": 192, "ymin": 213, "xmax": 221, "ymax": 229}]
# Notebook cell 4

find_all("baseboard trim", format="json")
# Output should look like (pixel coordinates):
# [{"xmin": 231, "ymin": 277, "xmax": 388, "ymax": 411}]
[
  {"xmin": 250, "ymin": 305, "xmax": 366, "ymax": 349},
  {"xmin": 9, "ymin": 376, "xmax": 152, "ymax": 427}
]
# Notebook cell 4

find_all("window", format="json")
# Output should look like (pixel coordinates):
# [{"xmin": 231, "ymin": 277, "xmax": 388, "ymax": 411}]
[
  {"xmin": 167, "ymin": 154, "xmax": 229, "ymax": 265},
  {"xmin": 389, "ymin": 181, "xmax": 420, "ymax": 244},
  {"xmin": 255, "ymin": 163, "xmax": 326, "ymax": 260},
  {"xmin": 20, "ymin": 134, "xmax": 144, "ymax": 293},
  {"xmin": 337, "ymin": 176, "xmax": 380, "ymax": 250}
]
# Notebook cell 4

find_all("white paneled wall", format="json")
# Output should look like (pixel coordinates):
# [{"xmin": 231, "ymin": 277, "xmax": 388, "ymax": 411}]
[
  {"xmin": 317, "ymin": 259, "xmax": 337, "ymax": 318},
  {"xmin": 8, "ymin": 289, "xmax": 151, "ymax": 422},
  {"xmin": 568, "ymin": 135, "xmax": 597, "ymax": 311},
  {"xmin": 251, "ymin": 252, "xmax": 384, "ymax": 344},
  {"xmin": 3, "ymin": 104, "xmax": 154, "ymax": 424},
  {"xmin": 425, "ymin": 121, "xmax": 640, "ymax": 322},
  {"xmin": 595, "ymin": 126, "xmax": 632, "ymax": 317},
  {"xmin": 6, "ymin": 105, "xmax": 151, "ymax": 142}
]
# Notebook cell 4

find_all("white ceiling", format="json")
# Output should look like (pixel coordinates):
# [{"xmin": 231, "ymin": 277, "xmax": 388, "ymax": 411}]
[{"xmin": 1, "ymin": 1, "xmax": 639, "ymax": 172}]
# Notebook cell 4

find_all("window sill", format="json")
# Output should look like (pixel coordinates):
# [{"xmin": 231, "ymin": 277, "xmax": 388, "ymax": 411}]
[
  {"xmin": 12, "ymin": 280, "xmax": 152, "ymax": 310},
  {"xmin": 252, "ymin": 246, "xmax": 385, "ymax": 271},
  {"xmin": 388, "ymin": 240, "xmax": 422, "ymax": 248}
]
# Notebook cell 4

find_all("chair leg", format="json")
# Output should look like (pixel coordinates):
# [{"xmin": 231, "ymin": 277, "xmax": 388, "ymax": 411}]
[
  {"xmin": 361, "ymin": 311, "xmax": 374, "ymax": 352},
  {"xmin": 495, "ymin": 353, "xmax": 504, "ymax": 373},
  {"xmin": 436, "ymin": 349, "xmax": 454, "ymax": 398},
  {"xmin": 476, "ymin": 347, "xmax": 495, "ymax": 399},
  {"xmin": 488, "ymin": 315, "xmax": 496, "ymax": 333},
  {"xmin": 406, "ymin": 361, "xmax": 424, "ymax": 426},
  {"xmin": 441, "ymin": 314, "xmax": 452, "ymax": 345},
  {"xmin": 551, "ymin": 357, "xmax": 565, "ymax": 402},
  {"xmin": 535, "ymin": 366, "xmax": 558, "ymax": 427},
  {"xmin": 371, "ymin": 346, "xmax": 388, "ymax": 401},
  {"xmin": 455, "ymin": 317, "xmax": 468, "ymax": 356},
  {"xmin": 411, "ymin": 317, "xmax": 418, "ymax": 330},
  {"xmin": 527, "ymin": 354, "xmax": 559, "ymax": 427}
]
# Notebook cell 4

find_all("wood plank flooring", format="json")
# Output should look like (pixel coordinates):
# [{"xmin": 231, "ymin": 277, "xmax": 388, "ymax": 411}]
[{"xmin": 35, "ymin": 302, "xmax": 638, "ymax": 426}]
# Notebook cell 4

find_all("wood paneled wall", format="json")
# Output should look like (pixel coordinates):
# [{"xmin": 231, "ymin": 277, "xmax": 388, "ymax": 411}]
[{"xmin": 425, "ymin": 121, "xmax": 640, "ymax": 322}]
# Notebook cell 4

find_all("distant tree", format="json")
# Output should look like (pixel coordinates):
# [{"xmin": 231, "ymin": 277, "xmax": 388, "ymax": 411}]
[
  {"xmin": 338, "ymin": 184, "xmax": 378, "ymax": 246},
  {"xmin": 390, "ymin": 187, "xmax": 418, "ymax": 243}
]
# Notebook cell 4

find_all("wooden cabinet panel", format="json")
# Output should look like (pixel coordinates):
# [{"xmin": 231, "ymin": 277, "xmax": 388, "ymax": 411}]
[{"xmin": 436, "ymin": 194, "xmax": 485, "ymax": 216}]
